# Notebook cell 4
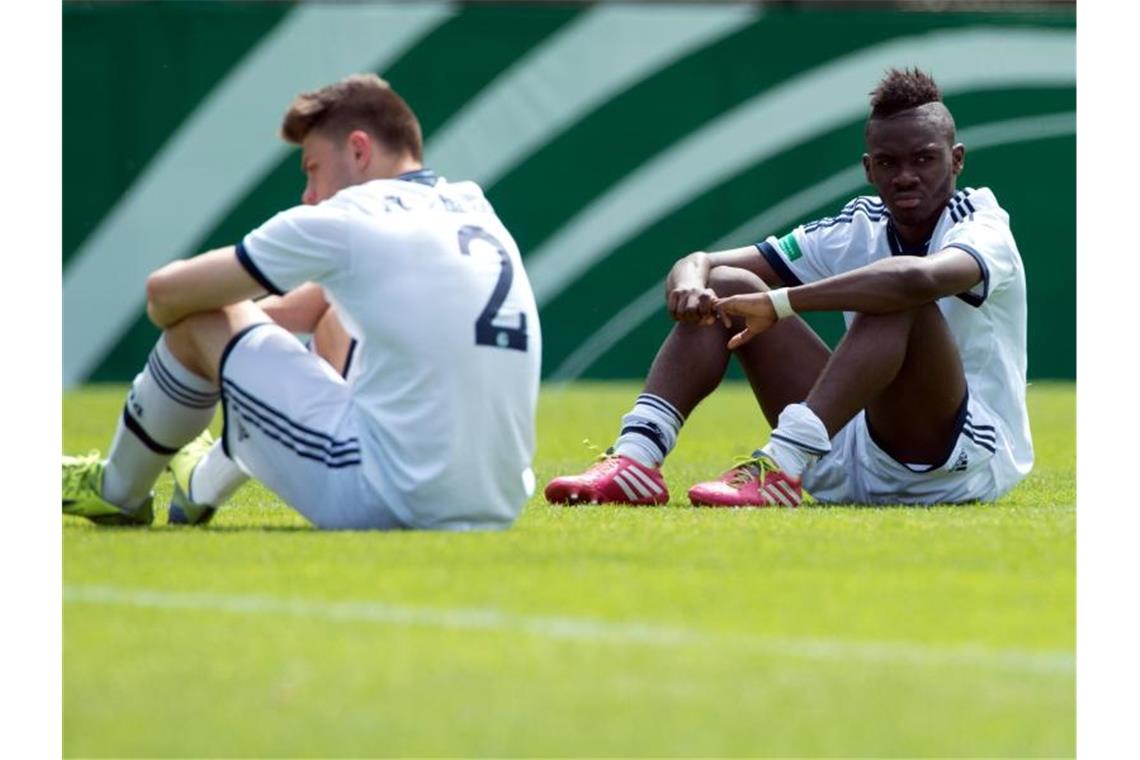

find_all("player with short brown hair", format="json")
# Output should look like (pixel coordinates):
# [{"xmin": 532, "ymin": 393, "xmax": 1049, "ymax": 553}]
[{"xmin": 63, "ymin": 74, "xmax": 542, "ymax": 530}]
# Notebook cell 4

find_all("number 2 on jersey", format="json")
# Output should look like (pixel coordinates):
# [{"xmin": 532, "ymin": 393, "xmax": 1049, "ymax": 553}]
[{"xmin": 458, "ymin": 225, "xmax": 528, "ymax": 352}]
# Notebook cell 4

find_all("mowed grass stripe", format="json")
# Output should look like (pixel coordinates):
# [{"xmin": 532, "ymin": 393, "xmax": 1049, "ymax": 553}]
[{"xmin": 65, "ymin": 583, "xmax": 1073, "ymax": 676}]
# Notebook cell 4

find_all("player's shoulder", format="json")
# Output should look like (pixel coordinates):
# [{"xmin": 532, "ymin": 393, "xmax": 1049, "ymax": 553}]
[
  {"xmin": 937, "ymin": 186, "xmax": 1022, "ymax": 269},
  {"xmin": 434, "ymin": 177, "xmax": 494, "ymax": 209},
  {"xmin": 838, "ymin": 194, "xmax": 889, "ymax": 218},
  {"xmin": 945, "ymin": 187, "xmax": 1009, "ymax": 227},
  {"xmin": 795, "ymin": 195, "xmax": 889, "ymax": 254},
  {"xmin": 802, "ymin": 194, "xmax": 889, "ymax": 236},
  {"xmin": 334, "ymin": 177, "xmax": 433, "ymax": 205},
  {"xmin": 333, "ymin": 174, "xmax": 494, "ymax": 217}
]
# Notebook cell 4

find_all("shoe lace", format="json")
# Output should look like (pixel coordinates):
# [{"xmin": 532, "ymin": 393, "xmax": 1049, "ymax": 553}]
[
  {"xmin": 582, "ymin": 439, "xmax": 620, "ymax": 470},
  {"xmin": 63, "ymin": 451, "xmax": 103, "ymax": 495},
  {"xmin": 726, "ymin": 454, "xmax": 771, "ymax": 487}
]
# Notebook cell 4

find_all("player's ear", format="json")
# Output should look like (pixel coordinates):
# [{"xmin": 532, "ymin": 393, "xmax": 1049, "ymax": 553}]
[
  {"xmin": 952, "ymin": 143, "xmax": 965, "ymax": 176},
  {"xmin": 861, "ymin": 153, "xmax": 872, "ymax": 183},
  {"xmin": 347, "ymin": 129, "xmax": 372, "ymax": 168}
]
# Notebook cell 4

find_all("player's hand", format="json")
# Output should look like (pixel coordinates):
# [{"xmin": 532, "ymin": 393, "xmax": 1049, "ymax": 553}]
[
  {"xmin": 664, "ymin": 252, "xmax": 717, "ymax": 325},
  {"xmin": 667, "ymin": 284, "xmax": 719, "ymax": 325},
  {"xmin": 714, "ymin": 293, "xmax": 778, "ymax": 349}
]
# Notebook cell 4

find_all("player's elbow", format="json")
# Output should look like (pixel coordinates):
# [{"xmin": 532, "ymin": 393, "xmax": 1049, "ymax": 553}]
[
  {"xmin": 864, "ymin": 260, "xmax": 942, "ymax": 313},
  {"xmin": 146, "ymin": 262, "xmax": 186, "ymax": 325},
  {"xmin": 146, "ymin": 269, "xmax": 171, "ymax": 312},
  {"xmin": 897, "ymin": 262, "xmax": 942, "ymax": 304}
]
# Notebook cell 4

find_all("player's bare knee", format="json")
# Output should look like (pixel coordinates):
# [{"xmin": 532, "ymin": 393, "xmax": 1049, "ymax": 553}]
[
  {"xmin": 218, "ymin": 301, "xmax": 268, "ymax": 332},
  {"xmin": 162, "ymin": 313, "xmax": 218, "ymax": 379},
  {"xmin": 165, "ymin": 307, "xmax": 260, "ymax": 382},
  {"xmin": 911, "ymin": 300, "xmax": 946, "ymax": 323},
  {"xmin": 707, "ymin": 266, "xmax": 769, "ymax": 298},
  {"xmin": 848, "ymin": 302, "xmax": 941, "ymax": 339},
  {"xmin": 144, "ymin": 260, "xmax": 187, "ymax": 314}
]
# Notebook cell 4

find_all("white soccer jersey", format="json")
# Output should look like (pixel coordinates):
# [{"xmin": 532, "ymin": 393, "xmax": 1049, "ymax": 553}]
[
  {"xmin": 756, "ymin": 187, "xmax": 1033, "ymax": 496},
  {"xmin": 236, "ymin": 170, "xmax": 542, "ymax": 529}
]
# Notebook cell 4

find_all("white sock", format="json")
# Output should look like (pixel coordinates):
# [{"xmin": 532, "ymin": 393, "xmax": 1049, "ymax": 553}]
[
  {"xmin": 760, "ymin": 403, "xmax": 832, "ymax": 480},
  {"xmin": 188, "ymin": 439, "xmax": 248, "ymax": 506},
  {"xmin": 613, "ymin": 393, "xmax": 684, "ymax": 468},
  {"xmin": 101, "ymin": 337, "xmax": 220, "ymax": 510}
]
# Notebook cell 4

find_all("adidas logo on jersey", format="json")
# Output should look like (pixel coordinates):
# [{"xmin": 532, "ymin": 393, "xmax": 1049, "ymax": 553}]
[{"xmin": 950, "ymin": 450, "xmax": 969, "ymax": 472}]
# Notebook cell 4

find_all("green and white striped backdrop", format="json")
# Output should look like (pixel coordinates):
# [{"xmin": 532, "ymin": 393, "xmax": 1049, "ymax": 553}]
[{"xmin": 63, "ymin": 1, "xmax": 1075, "ymax": 386}]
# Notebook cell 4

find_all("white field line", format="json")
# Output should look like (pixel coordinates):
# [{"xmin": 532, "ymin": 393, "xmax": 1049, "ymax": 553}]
[{"xmin": 64, "ymin": 584, "xmax": 1073, "ymax": 676}]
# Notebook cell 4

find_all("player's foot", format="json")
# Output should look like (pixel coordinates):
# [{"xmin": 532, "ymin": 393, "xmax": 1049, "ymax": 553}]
[
  {"xmin": 167, "ymin": 430, "xmax": 218, "ymax": 526},
  {"xmin": 687, "ymin": 454, "xmax": 803, "ymax": 508},
  {"xmin": 544, "ymin": 449, "xmax": 669, "ymax": 506},
  {"xmin": 62, "ymin": 452, "xmax": 154, "ymax": 526}
]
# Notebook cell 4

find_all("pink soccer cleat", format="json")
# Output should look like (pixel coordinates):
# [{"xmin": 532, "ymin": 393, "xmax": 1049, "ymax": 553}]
[
  {"xmin": 544, "ymin": 450, "xmax": 669, "ymax": 506},
  {"xmin": 687, "ymin": 454, "xmax": 803, "ymax": 508}
]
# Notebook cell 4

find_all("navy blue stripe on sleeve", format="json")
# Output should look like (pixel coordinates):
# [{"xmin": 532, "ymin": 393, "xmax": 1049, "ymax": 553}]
[
  {"xmin": 235, "ymin": 239, "xmax": 285, "ymax": 296},
  {"xmin": 755, "ymin": 240, "xmax": 803, "ymax": 287},
  {"xmin": 944, "ymin": 242, "xmax": 990, "ymax": 307}
]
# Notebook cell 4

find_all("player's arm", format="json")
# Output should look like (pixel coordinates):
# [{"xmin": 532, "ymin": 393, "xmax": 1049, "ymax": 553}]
[
  {"xmin": 256, "ymin": 283, "xmax": 331, "ymax": 334},
  {"xmin": 145, "ymin": 246, "xmax": 265, "ymax": 328},
  {"xmin": 707, "ymin": 246, "xmax": 785, "ymax": 286},
  {"xmin": 790, "ymin": 246, "xmax": 981, "ymax": 313},
  {"xmin": 714, "ymin": 247, "xmax": 982, "ymax": 347},
  {"xmin": 666, "ymin": 246, "xmax": 785, "ymax": 324}
]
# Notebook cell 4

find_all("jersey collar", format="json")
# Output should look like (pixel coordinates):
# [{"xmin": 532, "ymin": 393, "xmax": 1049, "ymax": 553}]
[
  {"xmin": 886, "ymin": 216, "xmax": 932, "ymax": 257},
  {"xmin": 396, "ymin": 168, "xmax": 439, "ymax": 187}
]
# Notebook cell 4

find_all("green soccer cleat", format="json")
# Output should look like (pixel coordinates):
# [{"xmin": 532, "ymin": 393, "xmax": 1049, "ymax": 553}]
[
  {"xmin": 62, "ymin": 452, "xmax": 154, "ymax": 526},
  {"xmin": 167, "ymin": 430, "xmax": 218, "ymax": 526}
]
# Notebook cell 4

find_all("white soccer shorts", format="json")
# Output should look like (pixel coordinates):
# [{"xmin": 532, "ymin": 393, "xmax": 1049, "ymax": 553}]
[
  {"xmin": 802, "ymin": 392, "xmax": 1014, "ymax": 505},
  {"xmin": 219, "ymin": 323, "xmax": 403, "ymax": 530}
]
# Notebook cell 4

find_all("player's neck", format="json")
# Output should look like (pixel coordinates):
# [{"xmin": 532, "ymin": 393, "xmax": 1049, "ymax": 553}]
[
  {"xmin": 891, "ymin": 198, "xmax": 949, "ymax": 246},
  {"xmin": 370, "ymin": 155, "xmax": 423, "ymax": 182},
  {"xmin": 891, "ymin": 219, "xmax": 936, "ymax": 247}
]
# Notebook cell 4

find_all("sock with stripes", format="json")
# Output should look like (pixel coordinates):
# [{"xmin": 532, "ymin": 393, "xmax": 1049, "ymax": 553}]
[
  {"xmin": 613, "ymin": 393, "xmax": 684, "ymax": 469},
  {"xmin": 101, "ymin": 337, "xmax": 220, "ymax": 510},
  {"xmin": 188, "ymin": 439, "xmax": 248, "ymax": 507},
  {"xmin": 759, "ymin": 403, "xmax": 832, "ymax": 481}
]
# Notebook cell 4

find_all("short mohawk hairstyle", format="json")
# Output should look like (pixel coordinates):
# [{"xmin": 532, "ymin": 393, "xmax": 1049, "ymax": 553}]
[{"xmin": 869, "ymin": 68, "xmax": 942, "ymax": 119}]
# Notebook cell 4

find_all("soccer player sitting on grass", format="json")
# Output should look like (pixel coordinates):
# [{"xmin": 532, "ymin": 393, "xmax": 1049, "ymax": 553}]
[
  {"xmin": 545, "ymin": 68, "xmax": 1032, "ymax": 508},
  {"xmin": 63, "ymin": 74, "xmax": 542, "ymax": 530}
]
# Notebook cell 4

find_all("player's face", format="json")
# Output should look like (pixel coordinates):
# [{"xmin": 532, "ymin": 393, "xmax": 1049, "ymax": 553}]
[
  {"xmin": 863, "ymin": 112, "xmax": 965, "ymax": 232},
  {"xmin": 299, "ymin": 133, "xmax": 359, "ymax": 205}
]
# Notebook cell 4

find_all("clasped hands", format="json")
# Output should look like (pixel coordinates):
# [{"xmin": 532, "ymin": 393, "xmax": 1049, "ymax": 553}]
[{"xmin": 666, "ymin": 285, "xmax": 779, "ymax": 350}]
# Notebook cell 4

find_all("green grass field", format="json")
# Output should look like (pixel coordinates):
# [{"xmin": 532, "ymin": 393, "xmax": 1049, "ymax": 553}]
[{"xmin": 63, "ymin": 381, "xmax": 1075, "ymax": 758}]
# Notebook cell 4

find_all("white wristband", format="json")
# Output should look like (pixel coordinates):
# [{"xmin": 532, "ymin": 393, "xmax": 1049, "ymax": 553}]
[{"xmin": 768, "ymin": 287, "xmax": 796, "ymax": 320}]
